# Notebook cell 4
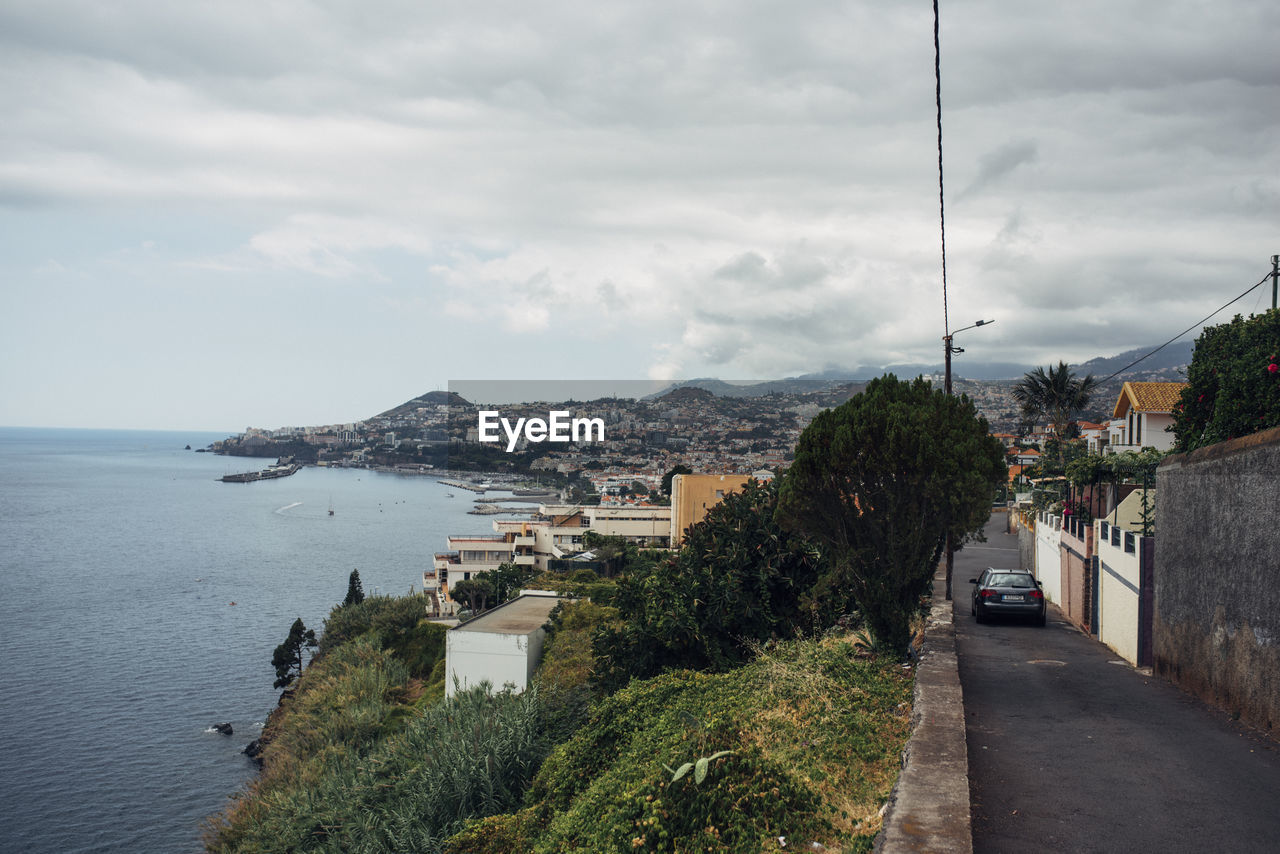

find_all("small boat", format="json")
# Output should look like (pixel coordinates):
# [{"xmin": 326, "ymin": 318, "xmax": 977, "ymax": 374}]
[{"xmin": 328, "ymin": 496, "xmax": 335, "ymax": 516}]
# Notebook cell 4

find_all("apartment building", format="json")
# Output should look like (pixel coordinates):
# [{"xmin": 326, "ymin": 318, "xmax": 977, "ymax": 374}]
[
  {"xmin": 668, "ymin": 473, "xmax": 757, "ymax": 548},
  {"xmin": 424, "ymin": 503, "xmax": 671, "ymax": 609}
]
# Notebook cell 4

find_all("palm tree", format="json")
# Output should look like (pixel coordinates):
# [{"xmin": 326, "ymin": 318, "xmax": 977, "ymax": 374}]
[{"xmin": 1012, "ymin": 361, "xmax": 1099, "ymax": 459}]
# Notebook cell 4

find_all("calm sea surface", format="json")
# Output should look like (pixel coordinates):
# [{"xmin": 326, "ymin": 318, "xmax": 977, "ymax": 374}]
[{"xmin": 0, "ymin": 428, "xmax": 519, "ymax": 853}]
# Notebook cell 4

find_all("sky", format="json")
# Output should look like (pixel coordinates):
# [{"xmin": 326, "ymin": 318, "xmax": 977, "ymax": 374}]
[{"xmin": 1, "ymin": 1, "xmax": 1277, "ymax": 431}]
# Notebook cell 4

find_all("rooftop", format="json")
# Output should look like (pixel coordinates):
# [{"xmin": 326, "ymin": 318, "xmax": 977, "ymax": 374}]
[
  {"xmin": 453, "ymin": 593, "xmax": 565, "ymax": 635},
  {"xmin": 1113, "ymin": 381, "xmax": 1189, "ymax": 418}
]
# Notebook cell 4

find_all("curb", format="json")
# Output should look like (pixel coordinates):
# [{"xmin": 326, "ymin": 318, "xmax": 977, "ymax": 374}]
[{"xmin": 875, "ymin": 564, "xmax": 973, "ymax": 853}]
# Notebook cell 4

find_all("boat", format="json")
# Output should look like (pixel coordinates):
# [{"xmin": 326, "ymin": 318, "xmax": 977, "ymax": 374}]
[{"xmin": 328, "ymin": 496, "xmax": 335, "ymax": 516}]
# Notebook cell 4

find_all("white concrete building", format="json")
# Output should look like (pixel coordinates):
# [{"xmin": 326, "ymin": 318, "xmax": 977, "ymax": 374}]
[{"xmin": 445, "ymin": 592, "xmax": 564, "ymax": 697}]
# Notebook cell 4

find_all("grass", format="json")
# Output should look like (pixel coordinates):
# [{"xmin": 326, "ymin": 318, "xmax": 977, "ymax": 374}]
[{"xmin": 444, "ymin": 631, "xmax": 914, "ymax": 854}]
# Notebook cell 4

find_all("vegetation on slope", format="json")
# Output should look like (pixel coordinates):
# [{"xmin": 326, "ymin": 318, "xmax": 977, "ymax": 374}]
[
  {"xmin": 444, "ymin": 633, "xmax": 912, "ymax": 854},
  {"xmin": 207, "ymin": 376, "xmax": 1007, "ymax": 852}
]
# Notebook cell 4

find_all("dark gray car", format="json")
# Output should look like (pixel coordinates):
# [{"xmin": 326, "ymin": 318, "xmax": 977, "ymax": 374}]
[{"xmin": 970, "ymin": 567, "xmax": 1046, "ymax": 626}]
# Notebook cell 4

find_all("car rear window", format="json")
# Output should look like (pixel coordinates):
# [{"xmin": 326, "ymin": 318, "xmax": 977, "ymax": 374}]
[{"xmin": 988, "ymin": 573, "xmax": 1036, "ymax": 588}]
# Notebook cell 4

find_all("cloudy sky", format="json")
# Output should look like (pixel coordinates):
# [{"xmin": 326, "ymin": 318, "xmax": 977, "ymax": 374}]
[{"xmin": 2, "ymin": 0, "xmax": 1276, "ymax": 431}]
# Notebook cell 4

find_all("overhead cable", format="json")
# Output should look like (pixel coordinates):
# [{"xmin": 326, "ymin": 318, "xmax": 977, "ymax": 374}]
[{"xmin": 1098, "ymin": 273, "xmax": 1272, "ymax": 384}]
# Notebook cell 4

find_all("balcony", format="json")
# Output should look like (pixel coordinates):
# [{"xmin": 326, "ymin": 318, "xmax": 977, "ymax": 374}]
[
  {"xmin": 513, "ymin": 554, "xmax": 536, "ymax": 566},
  {"xmin": 513, "ymin": 535, "xmax": 536, "ymax": 547}
]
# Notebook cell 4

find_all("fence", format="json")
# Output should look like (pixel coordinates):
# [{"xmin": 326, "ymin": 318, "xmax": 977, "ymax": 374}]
[{"xmin": 1095, "ymin": 519, "xmax": 1154, "ymax": 666}]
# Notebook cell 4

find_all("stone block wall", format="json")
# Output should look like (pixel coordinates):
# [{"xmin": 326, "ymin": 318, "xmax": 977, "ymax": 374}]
[{"xmin": 1154, "ymin": 427, "xmax": 1280, "ymax": 737}]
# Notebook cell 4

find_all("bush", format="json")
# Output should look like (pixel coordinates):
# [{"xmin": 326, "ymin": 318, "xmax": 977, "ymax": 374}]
[
  {"xmin": 592, "ymin": 480, "xmax": 827, "ymax": 689},
  {"xmin": 534, "ymin": 601, "xmax": 622, "ymax": 741},
  {"xmin": 1174, "ymin": 311, "xmax": 1280, "ymax": 451},
  {"xmin": 319, "ymin": 594, "xmax": 445, "ymax": 678},
  {"xmin": 446, "ymin": 634, "xmax": 913, "ymax": 854},
  {"xmin": 209, "ymin": 684, "xmax": 549, "ymax": 854}
]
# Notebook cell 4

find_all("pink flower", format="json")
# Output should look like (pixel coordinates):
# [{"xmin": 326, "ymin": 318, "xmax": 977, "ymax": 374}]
[{"xmin": 1269, "ymin": 363, "xmax": 1278, "ymax": 374}]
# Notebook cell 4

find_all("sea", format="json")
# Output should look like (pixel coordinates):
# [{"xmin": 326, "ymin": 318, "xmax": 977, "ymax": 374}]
[{"xmin": 0, "ymin": 428, "xmax": 525, "ymax": 853}]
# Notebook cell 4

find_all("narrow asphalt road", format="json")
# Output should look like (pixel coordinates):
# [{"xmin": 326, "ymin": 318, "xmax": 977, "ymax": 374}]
[{"xmin": 954, "ymin": 512, "xmax": 1280, "ymax": 853}]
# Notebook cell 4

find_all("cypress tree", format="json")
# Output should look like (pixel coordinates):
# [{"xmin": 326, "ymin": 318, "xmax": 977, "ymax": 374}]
[{"xmin": 344, "ymin": 568, "xmax": 365, "ymax": 606}]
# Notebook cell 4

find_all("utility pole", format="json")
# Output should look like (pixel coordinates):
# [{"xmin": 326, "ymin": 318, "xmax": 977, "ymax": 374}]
[
  {"xmin": 942, "ymin": 319, "xmax": 994, "ymax": 599},
  {"xmin": 1272, "ymin": 254, "xmax": 1278, "ymax": 310}
]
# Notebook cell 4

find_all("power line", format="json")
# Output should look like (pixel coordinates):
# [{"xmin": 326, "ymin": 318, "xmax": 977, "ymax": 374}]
[
  {"xmin": 934, "ymin": 0, "xmax": 949, "ymax": 337},
  {"xmin": 1098, "ymin": 273, "xmax": 1272, "ymax": 384}
]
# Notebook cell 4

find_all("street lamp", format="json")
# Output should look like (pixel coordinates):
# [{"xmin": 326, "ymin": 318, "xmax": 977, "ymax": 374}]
[
  {"xmin": 942, "ymin": 318, "xmax": 994, "ymax": 599},
  {"xmin": 943, "ymin": 318, "xmax": 994, "ymax": 394}
]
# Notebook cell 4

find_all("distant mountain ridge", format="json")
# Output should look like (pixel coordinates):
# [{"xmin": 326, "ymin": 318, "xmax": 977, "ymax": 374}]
[
  {"xmin": 643, "ymin": 341, "xmax": 1191, "ymax": 400},
  {"xmin": 376, "ymin": 342, "xmax": 1193, "ymax": 416}
]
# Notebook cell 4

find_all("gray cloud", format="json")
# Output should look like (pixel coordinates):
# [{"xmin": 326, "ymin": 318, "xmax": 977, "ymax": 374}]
[
  {"xmin": 0, "ymin": 0, "xmax": 1277, "ymax": 429},
  {"xmin": 959, "ymin": 139, "xmax": 1038, "ymax": 199}
]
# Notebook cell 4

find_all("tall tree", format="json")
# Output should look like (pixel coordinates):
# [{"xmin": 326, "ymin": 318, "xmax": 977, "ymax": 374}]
[
  {"xmin": 661, "ymin": 464, "xmax": 693, "ymax": 496},
  {"xmin": 488, "ymin": 561, "xmax": 536, "ymax": 604},
  {"xmin": 344, "ymin": 568, "xmax": 365, "ymax": 606},
  {"xmin": 777, "ymin": 376, "xmax": 1006, "ymax": 653},
  {"xmin": 271, "ymin": 618, "xmax": 318, "ymax": 689},
  {"xmin": 449, "ymin": 576, "xmax": 496, "ymax": 614},
  {"xmin": 1011, "ymin": 361, "xmax": 1099, "ymax": 458}
]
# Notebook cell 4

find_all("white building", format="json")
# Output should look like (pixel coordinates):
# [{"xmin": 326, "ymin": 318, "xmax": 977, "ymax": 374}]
[
  {"xmin": 1106, "ymin": 382, "xmax": 1187, "ymax": 453},
  {"xmin": 444, "ymin": 592, "xmax": 565, "ymax": 697}
]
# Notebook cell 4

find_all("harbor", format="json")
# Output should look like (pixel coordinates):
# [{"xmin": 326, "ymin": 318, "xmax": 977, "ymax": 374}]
[{"xmin": 219, "ymin": 459, "xmax": 301, "ymax": 483}]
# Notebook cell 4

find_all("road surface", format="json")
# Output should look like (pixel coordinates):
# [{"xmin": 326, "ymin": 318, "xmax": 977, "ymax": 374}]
[{"xmin": 954, "ymin": 513, "xmax": 1280, "ymax": 853}]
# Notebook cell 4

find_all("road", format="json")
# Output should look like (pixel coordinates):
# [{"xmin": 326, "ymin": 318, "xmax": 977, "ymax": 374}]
[{"xmin": 954, "ymin": 512, "xmax": 1280, "ymax": 853}]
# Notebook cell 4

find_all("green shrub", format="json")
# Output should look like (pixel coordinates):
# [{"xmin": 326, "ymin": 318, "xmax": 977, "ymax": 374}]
[
  {"xmin": 534, "ymin": 601, "xmax": 621, "ymax": 740},
  {"xmin": 209, "ymin": 684, "xmax": 549, "ymax": 854},
  {"xmin": 1174, "ymin": 311, "xmax": 1280, "ymax": 451},
  {"xmin": 450, "ymin": 635, "xmax": 913, "ymax": 854},
  {"xmin": 593, "ymin": 480, "xmax": 827, "ymax": 689},
  {"xmin": 318, "ymin": 594, "xmax": 445, "ymax": 678}
]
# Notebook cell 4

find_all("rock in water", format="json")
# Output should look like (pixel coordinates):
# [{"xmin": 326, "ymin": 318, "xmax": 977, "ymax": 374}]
[{"xmin": 212, "ymin": 722, "xmax": 233, "ymax": 736}]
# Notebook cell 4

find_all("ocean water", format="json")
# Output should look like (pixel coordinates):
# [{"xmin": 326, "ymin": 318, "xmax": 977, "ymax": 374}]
[{"xmin": 0, "ymin": 428, "xmax": 518, "ymax": 853}]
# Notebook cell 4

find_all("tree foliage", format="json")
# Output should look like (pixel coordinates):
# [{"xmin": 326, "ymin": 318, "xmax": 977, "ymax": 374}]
[
  {"xmin": 1173, "ymin": 311, "xmax": 1280, "ymax": 452},
  {"xmin": 487, "ymin": 561, "xmax": 538, "ymax": 604},
  {"xmin": 343, "ymin": 568, "xmax": 365, "ymax": 607},
  {"xmin": 1011, "ymin": 361, "xmax": 1099, "ymax": 458},
  {"xmin": 451, "ymin": 576, "xmax": 496, "ymax": 614},
  {"xmin": 661, "ymin": 464, "xmax": 693, "ymax": 496},
  {"xmin": 776, "ymin": 375, "xmax": 1006, "ymax": 653},
  {"xmin": 592, "ymin": 479, "xmax": 826, "ymax": 690},
  {"xmin": 271, "ymin": 617, "xmax": 317, "ymax": 690}
]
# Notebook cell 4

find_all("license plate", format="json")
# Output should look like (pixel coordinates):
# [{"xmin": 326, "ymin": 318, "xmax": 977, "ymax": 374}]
[{"xmin": 1003, "ymin": 594, "xmax": 1024, "ymax": 602}]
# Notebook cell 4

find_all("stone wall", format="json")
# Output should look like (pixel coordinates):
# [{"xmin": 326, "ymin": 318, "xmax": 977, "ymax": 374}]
[{"xmin": 1154, "ymin": 427, "xmax": 1280, "ymax": 737}]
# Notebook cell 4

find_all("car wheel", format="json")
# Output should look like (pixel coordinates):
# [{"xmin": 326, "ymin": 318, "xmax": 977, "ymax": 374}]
[
  {"xmin": 975, "ymin": 609, "xmax": 985, "ymax": 625},
  {"xmin": 1036, "ymin": 611, "xmax": 1046, "ymax": 627}
]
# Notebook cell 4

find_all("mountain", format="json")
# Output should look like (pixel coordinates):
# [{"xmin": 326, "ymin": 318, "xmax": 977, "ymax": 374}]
[
  {"xmin": 374, "ymin": 390, "xmax": 472, "ymax": 420},
  {"xmin": 1074, "ymin": 340, "xmax": 1192, "ymax": 379}
]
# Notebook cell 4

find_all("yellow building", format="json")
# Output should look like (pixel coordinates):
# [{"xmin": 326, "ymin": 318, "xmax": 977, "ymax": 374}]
[{"xmin": 668, "ymin": 474, "xmax": 755, "ymax": 547}]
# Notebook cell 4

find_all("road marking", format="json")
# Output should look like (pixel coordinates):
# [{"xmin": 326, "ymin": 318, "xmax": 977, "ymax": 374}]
[{"xmin": 1027, "ymin": 659, "xmax": 1067, "ymax": 666}]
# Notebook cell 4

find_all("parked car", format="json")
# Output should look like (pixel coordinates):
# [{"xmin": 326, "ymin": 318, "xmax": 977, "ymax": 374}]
[{"xmin": 970, "ymin": 567, "xmax": 1046, "ymax": 626}]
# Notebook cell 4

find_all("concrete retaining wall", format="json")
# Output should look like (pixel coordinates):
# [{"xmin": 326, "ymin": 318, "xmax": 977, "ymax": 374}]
[
  {"xmin": 1096, "ymin": 521, "xmax": 1145, "ymax": 666},
  {"xmin": 1035, "ymin": 513, "xmax": 1063, "ymax": 604},
  {"xmin": 1155, "ymin": 426, "xmax": 1280, "ymax": 737}
]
